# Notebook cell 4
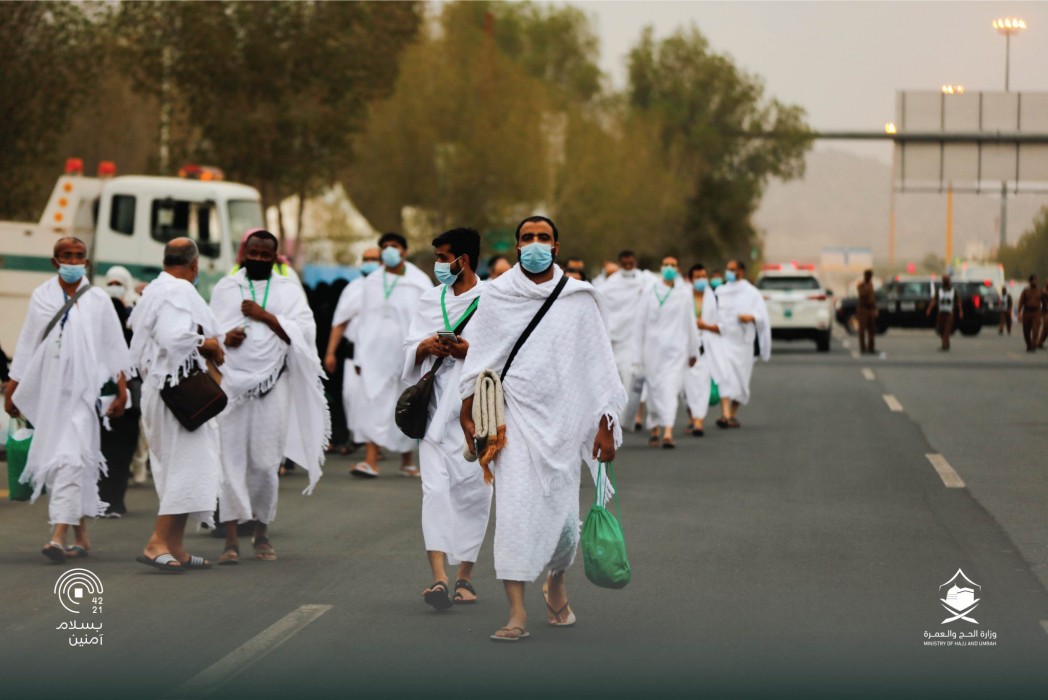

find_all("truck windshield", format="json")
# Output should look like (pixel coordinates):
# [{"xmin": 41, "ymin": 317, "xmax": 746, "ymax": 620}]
[
  {"xmin": 228, "ymin": 200, "xmax": 265, "ymax": 239},
  {"xmin": 151, "ymin": 199, "xmax": 221, "ymax": 258},
  {"xmin": 757, "ymin": 276, "xmax": 821, "ymax": 291}
]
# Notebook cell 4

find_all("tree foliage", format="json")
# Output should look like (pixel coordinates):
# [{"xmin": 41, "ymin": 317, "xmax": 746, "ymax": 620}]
[
  {"xmin": 998, "ymin": 207, "xmax": 1048, "ymax": 279},
  {"xmin": 0, "ymin": 2, "xmax": 104, "ymax": 219},
  {"xmin": 112, "ymin": 0, "xmax": 422, "ymax": 229},
  {"xmin": 628, "ymin": 26, "xmax": 812, "ymax": 260}
]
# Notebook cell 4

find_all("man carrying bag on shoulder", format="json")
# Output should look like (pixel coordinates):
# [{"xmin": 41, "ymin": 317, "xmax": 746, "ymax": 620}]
[{"xmin": 458, "ymin": 216, "xmax": 626, "ymax": 642}]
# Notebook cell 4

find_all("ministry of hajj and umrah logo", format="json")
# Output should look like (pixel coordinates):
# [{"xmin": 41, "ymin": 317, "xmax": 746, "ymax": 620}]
[{"xmin": 939, "ymin": 569, "xmax": 981, "ymax": 624}]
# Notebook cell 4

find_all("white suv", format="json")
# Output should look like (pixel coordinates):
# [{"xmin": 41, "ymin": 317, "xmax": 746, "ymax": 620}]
[{"xmin": 756, "ymin": 265, "xmax": 834, "ymax": 352}]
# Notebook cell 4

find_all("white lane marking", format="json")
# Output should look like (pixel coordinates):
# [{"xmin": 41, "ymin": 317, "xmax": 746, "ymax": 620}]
[
  {"xmin": 842, "ymin": 339, "xmax": 851, "ymax": 349},
  {"xmin": 861, "ymin": 368, "xmax": 875, "ymax": 381},
  {"xmin": 925, "ymin": 453, "xmax": 966, "ymax": 489},
  {"xmin": 167, "ymin": 604, "xmax": 332, "ymax": 698},
  {"xmin": 883, "ymin": 394, "xmax": 904, "ymax": 412},
  {"xmin": 850, "ymin": 350, "xmax": 860, "ymax": 359}
]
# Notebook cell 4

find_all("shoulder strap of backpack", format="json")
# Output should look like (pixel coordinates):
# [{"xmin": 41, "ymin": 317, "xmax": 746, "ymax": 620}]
[
  {"xmin": 501, "ymin": 275, "xmax": 568, "ymax": 381},
  {"xmin": 42, "ymin": 284, "xmax": 91, "ymax": 342}
]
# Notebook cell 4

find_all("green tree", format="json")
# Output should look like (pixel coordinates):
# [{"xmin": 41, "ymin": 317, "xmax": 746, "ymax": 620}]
[
  {"xmin": 628, "ymin": 26, "xmax": 812, "ymax": 260},
  {"xmin": 113, "ymin": 1, "xmax": 422, "ymax": 237},
  {"xmin": 998, "ymin": 207, "xmax": 1048, "ymax": 279},
  {"xmin": 346, "ymin": 6, "xmax": 553, "ymax": 245},
  {"xmin": 0, "ymin": 2, "xmax": 105, "ymax": 219},
  {"xmin": 444, "ymin": 1, "xmax": 603, "ymax": 105}
]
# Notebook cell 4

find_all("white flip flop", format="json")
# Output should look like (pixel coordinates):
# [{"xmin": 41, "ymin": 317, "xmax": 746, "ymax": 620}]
[{"xmin": 350, "ymin": 462, "xmax": 379, "ymax": 478}]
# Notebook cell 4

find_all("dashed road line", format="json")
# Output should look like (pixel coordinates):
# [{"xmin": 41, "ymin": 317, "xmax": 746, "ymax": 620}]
[
  {"xmin": 861, "ymin": 368, "xmax": 875, "ymax": 381},
  {"xmin": 925, "ymin": 453, "xmax": 966, "ymax": 489},
  {"xmin": 882, "ymin": 394, "xmax": 904, "ymax": 412},
  {"xmin": 167, "ymin": 604, "xmax": 332, "ymax": 698}
]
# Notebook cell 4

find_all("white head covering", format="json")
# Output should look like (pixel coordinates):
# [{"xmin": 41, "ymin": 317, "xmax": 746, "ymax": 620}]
[{"xmin": 104, "ymin": 265, "xmax": 139, "ymax": 306}]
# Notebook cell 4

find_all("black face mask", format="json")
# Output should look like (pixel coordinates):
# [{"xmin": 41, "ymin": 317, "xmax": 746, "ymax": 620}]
[{"xmin": 244, "ymin": 259, "xmax": 272, "ymax": 281}]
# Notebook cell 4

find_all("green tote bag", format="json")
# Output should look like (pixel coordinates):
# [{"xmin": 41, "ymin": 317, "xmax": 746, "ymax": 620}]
[
  {"xmin": 6, "ymin": 417, "xmax": 34, "ymax": 502},
  {"xmin": 708, "ymin": 379, "xmax": 720, "ymax": 406},
  {"xmin": 582, "ymin": 461, "xmax": 631, "ymax": 589}
]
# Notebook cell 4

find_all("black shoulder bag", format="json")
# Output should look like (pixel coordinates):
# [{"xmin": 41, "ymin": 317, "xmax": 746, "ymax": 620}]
[
  {"xmin": 395, "ymin": 306, "xmax": 479, "ymax": 439},
  {"xmin": 159, "ymin": 326, "xmax": 227, "ymax": 432}
]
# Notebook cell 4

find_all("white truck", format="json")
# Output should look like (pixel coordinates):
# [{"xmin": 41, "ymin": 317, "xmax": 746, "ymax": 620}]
[{"xmin": 0, "ymin": 161, "xmax": 264, "ymax": 352}]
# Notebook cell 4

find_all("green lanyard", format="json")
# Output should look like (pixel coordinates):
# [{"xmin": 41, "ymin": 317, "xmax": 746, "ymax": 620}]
[
  {"xmin": 240, "ymin": 276, "xmax": 271, "ymax": 309},
  {"xmin": 382, "ymin": 271, "xmax": 399, "ymax": 300},
  {"xmin": 655, "ymin": 284, "xmax": 672, "ymax": 308},
  {"xmin": 692, "ymin": 294, "xmax": 702, "ymax": 319},
  {"xmin": 440, "ymin": 286, "xmax": 480, "ymax": 332}
]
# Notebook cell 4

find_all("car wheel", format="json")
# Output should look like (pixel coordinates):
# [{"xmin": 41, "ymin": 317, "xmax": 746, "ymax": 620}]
[
  {"xmin": 816, "ymin": 331, "xmax": 831, "ymax": 352},
  {"xmin": 959, "ymin": 324, "xmax": 981, "ymax": 336}
]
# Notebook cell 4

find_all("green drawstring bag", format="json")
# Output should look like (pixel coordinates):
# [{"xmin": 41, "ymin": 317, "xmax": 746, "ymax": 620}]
[
  {"xmin": 582, "ymin": 461, "xmax": 631, "ymax": 589},
  {"xmin": 6, "ymin": 417, "xmax": 34, "ymax": 502},
  {"xmin": 708, "ymin": 379, "xmax": 720, "ymax": 407}
]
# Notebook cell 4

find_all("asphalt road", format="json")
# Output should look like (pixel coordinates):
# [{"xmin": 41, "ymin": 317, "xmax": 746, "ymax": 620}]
[{"xmin": 2, "ymin": 324, "xmax": 1047, "ymax": 700}]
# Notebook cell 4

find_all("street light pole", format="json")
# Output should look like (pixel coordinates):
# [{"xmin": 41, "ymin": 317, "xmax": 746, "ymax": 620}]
[{"xmin": 992, "ymin": 17, "xmax": 1025, "ymax": 251}]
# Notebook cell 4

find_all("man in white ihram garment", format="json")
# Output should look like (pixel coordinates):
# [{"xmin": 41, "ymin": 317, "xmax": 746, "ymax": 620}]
[
  {"xmin": 682, "ymin": 264, "xmax": 718, "ymax": 437},
  {"xmin": 635, "ymin": 255, "xmax": 699, "ymax": 449},
  {"xmin": 596, "ymin": 250, "xmax": 649, "ymax": 396},
  {"xmin": 459, "ymin": 216, "xmax": 625, "ymax": 642},
  {"xmin": 324, "ymin": 247, "xmax": 381, "ymax": 447},
  {"xmin": 402, "ymin": 227, "xmax": 492, "ymax": 610},
  {"xmin": 129, "ymin": 238, "xmax": 226, "ymax": 572},
  {"xmin": 5, "ymin": 237, "xmax": 131, "ymax": 563},
  {"xmin": 328, "ymin": 232, "xmax": 432, "ymax": 477},
  {"xmin": 211, "ymin": 230, "xmax": 329, "ymax": 564},
  {"xmin": 708, "ymin": 259, "xmax": 771, "ymax": 429}
]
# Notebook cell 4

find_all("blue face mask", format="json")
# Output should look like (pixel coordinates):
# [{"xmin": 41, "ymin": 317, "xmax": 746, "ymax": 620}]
[
  {"xmin": 725, "ymin": 270, "xmax": 737, "ymax": 283},
  {"xmin": 360, "ymin": 261, "xmax": 380, "ymax": 276},
  {"xmin": 58, "ymin": 264, "xmax": 86, "ymax": 284},
  {"xmin": 694, "ymin": 278, "xmax": 708, "ymax": 293},
  {"xmin": 710, "ymin": 278, "xmax": 723, "ymax": 289},
  {"xmin": 434, "ymin": 256, "xmax": 462, "ymax": 287},
  {"xmin": 381, "ymin": 246, "xmax": 402, "ymax": 268},
  {"xmin": 661, "ymin": 266, "xmax": 678, "ymax": 282},
  {"xmin": 519, "ymin": 243, "xmax": 553, "ymax": 274},
  {"xmin": 193, "ymin": 274, "xmax": 200, "ymax": 288}
]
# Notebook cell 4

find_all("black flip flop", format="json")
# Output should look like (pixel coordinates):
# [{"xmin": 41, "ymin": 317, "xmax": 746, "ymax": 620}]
[
  {"xmin": 662, "ymin": 440, "xmax": 676, "ymax": 449},
  {"xmin": 135, "ymin": 553, "xmax": 185, "ymax": 574},
  {"xmin": 691, "ymin": 428, "xmax": 704, "ymax": 437},
  {"xmin": 716, "ymin": 418, "xmax": 729, "ymax": 429},
  {"xmin": 453, "ymin": 579, "xmax": 478, "ymax": 605},
  {"xmin": 726, "ymin": 418, "xmax": 741, "ymax": 429},
  {"xmin": 424, "ymin": 580, "xmax": 453, "ymax": 611},
  {"xmin": 181, "ymin": 554, "xmax": 212, "ymax": 570},
  {"xmin": 64, "ymin": 545, "xmax": 89, "ymax": 560},
  {"xmin": 41, "ymin": 543, "xmax": 66, "ymax": 564}
]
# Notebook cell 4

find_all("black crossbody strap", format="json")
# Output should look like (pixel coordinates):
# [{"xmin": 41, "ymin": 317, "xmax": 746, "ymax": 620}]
[
  {"xmin": 42, "ymin": 285, "xmax": 91, "ymax": 342},
  {"xmin": 501, "ymin": 275, "xmax": 568, "ymax": 381},
  {"xmin": 429, "ymin": 303, "xmax": 479, "ymax": 376}
]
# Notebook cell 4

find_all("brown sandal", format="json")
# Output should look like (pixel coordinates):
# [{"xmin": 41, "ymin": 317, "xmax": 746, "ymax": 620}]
[
  {"xmin": 217, "ymin": 544, "xmax": 240, "ymax": 565},
  {"xmin": 253, "ymin": 536, "xmax": 277, "ymax": 561}
]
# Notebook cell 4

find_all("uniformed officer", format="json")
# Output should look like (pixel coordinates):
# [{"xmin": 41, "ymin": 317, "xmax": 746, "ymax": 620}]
[
  {"xmin": 1017, "ymin": 275, "xmax": 1043, "ymax": 352},
  {"xmin": 998, "ymin": 285, "xmax": 1013, "ymax": 336},
  {"xmin": 925, "ymin": 275, "xmax": 963, "ymax": 351},
  {"xmin": 856, "ymin": 269, "xmax": 878, "ymax": 354}
]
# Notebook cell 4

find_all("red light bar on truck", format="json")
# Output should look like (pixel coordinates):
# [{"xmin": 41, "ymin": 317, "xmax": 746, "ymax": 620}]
[
  {"xmin": 178, "ymin": 164, "xmax": 225, "ymax": 181},
  {"xmin": 65, "ymin": 158, "xmax": 84, "ymax": 175}
]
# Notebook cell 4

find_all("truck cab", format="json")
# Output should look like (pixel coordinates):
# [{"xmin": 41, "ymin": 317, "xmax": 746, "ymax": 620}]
[{"xmin": 0, "ymin": 162, "xmax": 264, "ymax": 352}]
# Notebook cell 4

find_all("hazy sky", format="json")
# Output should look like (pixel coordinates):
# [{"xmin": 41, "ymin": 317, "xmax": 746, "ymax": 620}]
[{"xmin": 566, "ymin": 1, "xmax": 1048, "ymax": 163}]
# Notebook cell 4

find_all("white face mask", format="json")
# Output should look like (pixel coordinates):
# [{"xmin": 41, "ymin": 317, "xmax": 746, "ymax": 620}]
[{"xmin": 106, "ymin": 284, "xmax": 126, "ymax": 299}]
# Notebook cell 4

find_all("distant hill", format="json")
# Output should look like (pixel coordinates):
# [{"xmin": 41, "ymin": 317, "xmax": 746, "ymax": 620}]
[{"xmin": 755, "ymin": 148, "xmax": 1048, "ymax": 269}]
